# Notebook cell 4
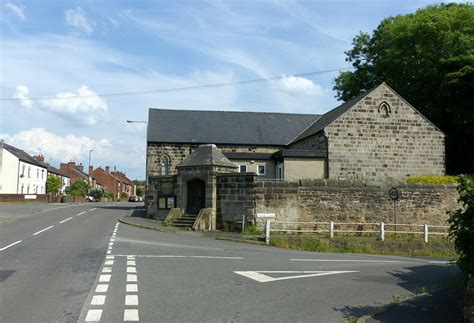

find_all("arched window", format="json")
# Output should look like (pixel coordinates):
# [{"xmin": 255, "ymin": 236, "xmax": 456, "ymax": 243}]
[
  {"xmin": 161, "ymin": 155, "xmax": 170, "ymax": 175},
  {"xmin": 378, "ymin": 101, "xmax": 391, "ymax": 117}
]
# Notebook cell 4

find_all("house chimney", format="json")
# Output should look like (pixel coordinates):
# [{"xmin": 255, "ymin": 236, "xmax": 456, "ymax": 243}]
[
  {"xmin": 76, "ymin": 163, "xmax": 83, "ymax": 172},
  {"xmin": 105, "ymin": 166, "xmax": 110, "ymax": 173},
  {"xmin": 34, "ymin": 154, "xmax": 45, "ymax": 162},
  {"xmin": 89, "ymin": 166, "xmax": 93, "ymax": 174}
]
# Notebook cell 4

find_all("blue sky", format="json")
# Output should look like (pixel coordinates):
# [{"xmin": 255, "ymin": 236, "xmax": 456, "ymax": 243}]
[{"xmin": 0, "ymin": 0, "xmax": 456, "ymax": 180}]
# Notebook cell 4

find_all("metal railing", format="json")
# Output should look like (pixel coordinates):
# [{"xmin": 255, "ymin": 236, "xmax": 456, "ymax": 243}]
[{"xmin": 264, "ymin": 220, "xmax": 449, "ymax": 245}]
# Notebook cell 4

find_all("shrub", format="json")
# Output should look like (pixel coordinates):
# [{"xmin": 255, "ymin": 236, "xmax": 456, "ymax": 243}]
[
  {"xmin": 46, "ymin": 175, "xmax": 61, "ymax": 196},
  {"xmin": 406, "ymin": 175, "xmax": 458, "ymax": 184},
  {"xmin": 120, "ymin": 192, "xmax": 128, "ymax": 199},
  {"xmin": 448, "ymin": 175, "xmax": 474, "ymax": 280},
  {"xmin": 69, "ymin": 180, "xmax": 90, "ymax": 197},
  {"xmin": 89, "ymin": 188, "xmax": 104, "ymax": 201}
]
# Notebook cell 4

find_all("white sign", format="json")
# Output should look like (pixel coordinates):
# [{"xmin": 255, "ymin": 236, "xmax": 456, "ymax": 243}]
[
  {"xmin": 256, "ymin": 213, "xmax": 275, "ymax": 219},
  {"xmin": 234, "ymin": 270, "xmax": 358, "ymax": 283},
  {"xmin": 24, "ymin": 195, "xmax": 37, "ymax": 200}
]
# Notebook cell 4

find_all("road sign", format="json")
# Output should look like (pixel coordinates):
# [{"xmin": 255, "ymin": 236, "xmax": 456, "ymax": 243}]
[
  {"xmin": 234, "ymin": 270, "xmax": 358, "ymax": 283},
  {"xmin": 389, "ymin": 187, "xmax": 400, "ymax": 201},
  {"xmin": 257, "ymin": 213, "xmax": 275, "ymax": 219}
]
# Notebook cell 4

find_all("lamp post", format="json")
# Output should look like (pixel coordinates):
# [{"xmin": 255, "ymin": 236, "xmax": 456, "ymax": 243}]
[
  {"xmin": 88, "ymin": 149, "xmax": 94, "ymax": 187},
  {"xmin": 126, "ymin": 120, "xmax": 148, "ymax": 207}
]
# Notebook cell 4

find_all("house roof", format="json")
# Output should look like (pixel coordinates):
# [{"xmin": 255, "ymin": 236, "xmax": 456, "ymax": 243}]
[
  {"xmin": 2, "ymin": 143, "xmax": 46, "ymax": 168},
  {"xmin": 47, "ymin": 165, "xmax": 70, "ymax": 178},
  {"xmin": 289, "ymin": 85, "xmax": 379, "ymax": 144},
  {"xmin": 148, "ymin": 108, "xmax": 320, "ymax": 146},
  {"xmin": 177, "ymin": 144, "xmax": 237, "ymax": 168}
]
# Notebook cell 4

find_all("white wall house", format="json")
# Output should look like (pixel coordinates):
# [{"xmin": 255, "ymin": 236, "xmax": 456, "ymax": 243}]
[{"xmin": 0, "ymin": 143, "xmax": 47, "ymax": 194}]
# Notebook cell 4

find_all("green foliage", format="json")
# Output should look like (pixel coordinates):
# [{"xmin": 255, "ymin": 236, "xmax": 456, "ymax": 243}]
[
  {"xmin": 136, "ymin": 187, "xmax": 143, "ymax": 196},
  {"xmin": 46, "ymin": 175, "xmax": 61, "ymax": 196},
  {"xmin": 106, "ymin": 191, "xmax": 114, "ymax": 198},
  {"xmin": 406, "ymin": 175, "xmax": 459, "ymax": 184},
  {"xmin": 69, "ymin": 180, "xmax": 90, "ymax": 197},
  {"xmin": 120, "ymin": 192, "xmax": 128, "ymax": 199},
  {"xmin": 448, "ymin": 175, "xmax": 474, "ymax": 280},
  {"xmin": 243, "ymin": 225, "xmax": 262, "ymax": 236},
  {"xmin": 334, "ymin": 3, "xmax": 474, "ymax": 174},
  {"xmin": 89, "ymin": 188, "xmax": 104, "ymax": 201}
]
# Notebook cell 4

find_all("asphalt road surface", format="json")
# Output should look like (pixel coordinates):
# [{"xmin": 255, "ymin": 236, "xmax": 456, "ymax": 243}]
[{"xmin": 0, "ymin": 203, "xmax": 462, "ymax": 323}]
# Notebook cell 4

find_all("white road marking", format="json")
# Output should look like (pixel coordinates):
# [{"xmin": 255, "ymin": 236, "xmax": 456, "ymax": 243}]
[
  {"xmin": 125, "ymin": 295, "xmax": 138, "ymax": 306},
  {"xmin": 76, "ymin": 211, "xmax": 86, "ymax": 216},
  {"xmin": 0, "ymin": 240, "xmax": 22, "ymax": 251},
  {"xmin": 106, "ymin": 250, "xmax": 111, "ymax": 254},
  {"xmin": 234, "ymin": 270, "xmax": 359, "ymax": 283},
  {"xmin": 428, "ymin": 260, "xmax": 452, "ymax": 264},
  {"xmin": 114, "ymin": 254, "xmax": 243, "ymax": 260},
  {"xmin": 102, "ymin": 267, "xmax": 112, "ymax": 273},
  {"xmin": 32, "ymin": 225, "xmax": 54, "ymax": 236},
  {"xmin": 104, "ymin": 260, "xmax": 114, "ymax": 266},
  {"xmin": 106, "ymin": 255, "xmax": 114, "ymax": 259},
  {"xmin": 126, "ymin": 284, "xmax": 138, "ymax": 292},
  {"xmin": 127, "ymin": 274, "xmax": 137, "ymax": 282},
  {"xmin": 110, "ymin": 238, "xmax": 115, "ymax": 241},
  {"xmin": 99, "ymin": 275, "xmax": 111, "ymax": 282},
  {"xmin": 109, "ymin": 242, "xmax": 114, "ymax": 246},
  {"xmin": 60, "ymin": 217, "xmax": 72, "ymax": 223},
  {"xmin": 85, "ymin": 309, "xmax": 102, "ymax": 322},
  {"xmin": 291, "ymin": 259, "xmax": 401, "ymax": 263},
  {"xmin": 124, "ymin": 309, "xmax": 139, "ymax": 321},
  {"xmin": 89, "ymin": 208, "xmax": 97, "ymax": 211},
  {"xmin": 95, "ymin": 284, "xmax": 109, "ymax": 293},
  {"xmin": 91, "ymin": 295, "xmax": 106, "ymax": 305},
  {"xmin": 127, "ymin": 261, "xmax": 136, "ymax": 266},
  {"xmin": 127, "ymin": 267, "xmax": 137, "ymax": 273}
]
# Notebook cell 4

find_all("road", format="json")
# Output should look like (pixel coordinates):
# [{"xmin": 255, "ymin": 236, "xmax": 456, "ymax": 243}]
[{"xmin": 0, "ymin": 203, "xmax": 462, "ymax": 322}]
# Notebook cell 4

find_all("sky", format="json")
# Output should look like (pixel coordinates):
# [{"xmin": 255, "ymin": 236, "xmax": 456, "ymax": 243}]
[{"xmin": 0, "ymin": 0, "xmax": 456, "ymax": 180}]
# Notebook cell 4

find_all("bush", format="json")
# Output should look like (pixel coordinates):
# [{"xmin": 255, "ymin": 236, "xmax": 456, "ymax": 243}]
[
  {"xmin": 69, "ymin": 180, "xmax": 90, "ymax": 197},
  {"xmin": 46, "ymin": 175, "xmax": 61, "ymax": 196},
  {"xmin": 406, "ymin": 175, "xmax": 459, "ymax": 184},
  {"xmin": 89, "ymin": 188, "xmax": 104, "ymax": 201},
  {"xmin": 120, "ymin": 192, "xmax": 128, "ymax": 199},
  {"xmin": 448, "ymin": 175, "xmax": 474, "ymax": 281}
]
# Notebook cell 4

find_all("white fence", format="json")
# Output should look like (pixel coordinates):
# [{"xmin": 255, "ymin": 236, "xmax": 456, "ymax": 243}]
[{"xmin": 264, "ymin": 220, "xmax": 449, "ymax": 245}]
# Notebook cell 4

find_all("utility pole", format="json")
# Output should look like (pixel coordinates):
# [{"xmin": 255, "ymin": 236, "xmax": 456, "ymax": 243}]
[{"xmin": 88, "ymin": 149, "xmax": 94, "ymax": 187}]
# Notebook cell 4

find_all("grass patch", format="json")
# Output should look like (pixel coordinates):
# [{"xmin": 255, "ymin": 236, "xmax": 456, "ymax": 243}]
[
  {"xmin": 243, "ymin": 225, "xmax": 263, "ymax": 236},
  {"xmin": 405, "ymin": 175, "xmax": 458, "ymax": 184},
  {"xmin": 269, "ymin": 233, "xmax": 456, "ymax": 258}
]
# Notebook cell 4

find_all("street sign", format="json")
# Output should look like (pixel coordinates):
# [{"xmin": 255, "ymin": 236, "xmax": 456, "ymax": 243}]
[
  {"xmin": 389, "ymin": 187, "xmax": 400, "ymax": 201},
  {"xmin": 257, "ymin": 213, "xmax": 275, "ymax": 219}
]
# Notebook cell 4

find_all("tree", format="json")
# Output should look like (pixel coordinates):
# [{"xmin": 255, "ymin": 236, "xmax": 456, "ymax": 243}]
[
  {"xmin": 46, "ymin": 175, "xmax": 61, "ymax": 197},
  {"xmin": 89, "ymin": 188, "xmax": 104, "ymax": 201},
  {"xmin": 136, "ymin": 186, "xmax": 143, "ymax": 196},
  {"xmin": 448, "ymin": 175, "xmax": 474, "ymax": 281},
  {"xmin": 334, "ymin": 3, "xmax": 474, "ymax": 174},
  {"xmin": 69, "ymin": 180, "xmax": 90, "ymax": 197}
]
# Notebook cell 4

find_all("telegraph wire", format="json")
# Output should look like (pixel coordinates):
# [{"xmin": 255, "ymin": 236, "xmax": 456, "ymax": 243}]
[{"xmin": 0, "ymin": 68, "xmax": 350, "ymax": 102}]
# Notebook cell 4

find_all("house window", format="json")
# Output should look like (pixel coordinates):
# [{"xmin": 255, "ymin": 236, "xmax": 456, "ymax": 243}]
[
  {"xmin": 27, "ymin": 184, "xmax": 30, "ymax": 194},
  {"xmin": 41, "ymin": 169, "xmax": 44, "ymax": 179},
  {"xmin": 257, "ymin": 164, "xmax": 266, "ymax": 176},
  {"xmin": 28, "ymin": 166, "xmax": 31, "ymax": 178},
  {"xmin": 276, "ymin": 163, "xmax": 284, "ymax": 180},
  {"xmin": 21, "ymin": 184, "xmax": 24, "ymax": 194},
  {"xmin": 239, "ymin": 165, "xmax": 247, "ymax": 173},
  {"xmin": 21, "ymin": 165, "xmax": 25, "ymax": 177},
  {"xmin": 37, "ymin": 168, "xmax": 39, "ymax": 178},
  {"xmin": 161, "ymin": 155, "xmax": 170, "ymax": 175},
  {"xmin": 378, "ymin": 101, "xmax": 391, "ymax": 117}
]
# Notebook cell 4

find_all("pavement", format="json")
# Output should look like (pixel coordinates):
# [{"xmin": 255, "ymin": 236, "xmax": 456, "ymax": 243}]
[{"xmin": 0, "ymin": 203, "xmax": 464, "ymax": 323}]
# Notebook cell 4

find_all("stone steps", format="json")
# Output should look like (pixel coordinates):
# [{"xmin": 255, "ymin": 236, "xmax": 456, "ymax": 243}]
[{"xmin": 173, "ymin": 215, "xmax": 198, "ymax": 228}]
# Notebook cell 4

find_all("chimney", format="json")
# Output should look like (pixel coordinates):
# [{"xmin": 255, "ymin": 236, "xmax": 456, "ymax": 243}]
[
  {"xmin": 105, "ymin": 166, "xmax": 110, "ymax": 174},
  {"xmin": 76, "ymin": 163, "xmax": 83, "ymax": 172},
  {"xmin": 33, "ymin": 154, "xmax": 45, "ymax": 162},
  {"xmin": 89, "ymin": 166, "xmax": 93, "ymax": 174}
]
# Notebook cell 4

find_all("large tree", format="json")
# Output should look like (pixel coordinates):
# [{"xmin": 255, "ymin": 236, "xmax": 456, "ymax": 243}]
[{"xmin": 334, "ymin": 3, "xmax": 474, "ymax": 174}]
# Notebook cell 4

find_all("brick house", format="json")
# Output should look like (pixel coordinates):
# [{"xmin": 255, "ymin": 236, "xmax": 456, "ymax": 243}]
[
  {"xmin": 90, "ymin": 166, "xmax": 135, "ymax": 199},
  {"xmin": 111, "ymin": 171, "xmax": 136, "ymax": 197},
  {"xmin": 59, "ymin": 161, "xmax": 102, "ymax": 190},
  {"xmin": 145, "ymin": 83, "xmax": 445, "ymax": 220}
]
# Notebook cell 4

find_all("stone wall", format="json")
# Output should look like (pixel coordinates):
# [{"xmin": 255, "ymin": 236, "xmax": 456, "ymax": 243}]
[
  {"xmin": 289, "ymin": 132, "xmax": 327, "ymax": 150},
  {"xmin": 253, "ymin": 180, "xmax": 458, "ymax": 227},
  {"xmin": 284, "ymin": 158, "xmax": 325, "ymax": 181},
  {"xmin": 326, "ymin": 83, "xmax": 445, "ymax": 180},
  {"xmin": 147, "ymin": 143, "xmax": 282, "ymax": 176},
  {"xmin": 216, "ymin": 173, "xmax": 257, "ymax": 229}
]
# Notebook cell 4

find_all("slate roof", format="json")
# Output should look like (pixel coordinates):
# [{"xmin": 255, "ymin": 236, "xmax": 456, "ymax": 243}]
[
  {"xmin": 2, "ymin": 143, "xmax": 46, "ymax": 168},
  {"xmin": 178, "ymin": 144, "xmax": 237, "ymax": 168},
  {"xmin": 148, "ymin": 109, "xmax": 320, "ymax": 146}
]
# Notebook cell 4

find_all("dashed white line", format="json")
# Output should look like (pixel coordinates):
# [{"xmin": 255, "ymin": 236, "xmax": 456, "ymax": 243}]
[
  {"xmin": 99, "ymin": 275, "xmax": 111, "ymax": 282},
  {"xmin": 106, "ymin": 255, "xmax": 114, "ymax": 259},
  {"xmin": 91, "ymin": 295, "xmax": 106, "ymax": 305},
  {"xmin": 85, "ymin": 309, "xmax": 102, "ymax": 322},
  {"xmin": 102, "ymin": 267, "xmax": 112, "ymax": 273},
  {"xmin": 59, "ymin": 217, "xmax": 72, "ymax": 223},
  {"xmin": 127, "ymin": 267, "xmax": 137, "ymax": 273},
  {"xmin": 127, "ymin": 274, "xmax": 137, "ymax": 282},
  {"xmin": 104, "ymin": 260, "xmax": 114, "ymax": 266},
  {"xmin": 124, "ymin": 309, "xmax": 139, "ymax": 321},
  {"xmin": 113, "ymin": 254, "xmax": 243, "ymax": 260},
  {"xmin": 126, "ymin": 284, "xmax": 138, "ymax": 292},
  {"xmin": 0, "ymin": 240, "xmax": 22, "ymax": 251},
  {"xmin": 76, "ymin": 211, "xmax": 86, "ymax": 216},
  {"xmin": 125, "ymin": 295, "xmax": 138, "ymax": 306},
  {"xmin": 32, "ymin": 225, "xmax": 54, "ymax": 236},
  {"xmin": 89, "ymin": 208, "xmax": 97, "ymax": 211},
  {"xmin": 127, "ymin": 261, "xmax": 136, "ymax": 266},
  {"xmin": 95, "ymin": 284, "xmax": 109, "ymax": 293}
]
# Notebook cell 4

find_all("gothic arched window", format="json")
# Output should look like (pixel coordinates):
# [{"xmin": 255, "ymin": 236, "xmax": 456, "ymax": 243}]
[
  {"xmin": 161, "ymin": 155, "xmax": 170, "ymax": 175},
  {"xmin": 378, "ymin": 101, "xmax": 391, "ymax": 117}
]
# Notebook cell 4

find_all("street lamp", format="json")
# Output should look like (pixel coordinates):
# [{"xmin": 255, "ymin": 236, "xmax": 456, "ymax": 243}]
[
  {"xmin": 88, "ymin": 149, "xmax": 94, "ymax": 186},
  {"xmin": 126, "ymin": 120, "xmax": 148, "ymax": 207}
]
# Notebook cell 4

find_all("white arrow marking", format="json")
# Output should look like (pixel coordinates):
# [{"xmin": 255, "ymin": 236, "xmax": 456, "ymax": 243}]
[{"xmin": 234, "ymin": 270, "xmax": 358, "ymax": 283}]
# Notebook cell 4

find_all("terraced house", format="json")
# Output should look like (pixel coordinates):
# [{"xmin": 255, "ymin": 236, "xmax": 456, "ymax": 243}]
[{"xmin": 145, "ymin": 83, "xmax": 445, "ymax": 221}]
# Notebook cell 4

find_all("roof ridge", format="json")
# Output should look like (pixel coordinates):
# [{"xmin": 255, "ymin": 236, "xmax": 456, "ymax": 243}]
[{"xmin": 149, "ymin": 107, "xmax": 320, "ymax": 116}]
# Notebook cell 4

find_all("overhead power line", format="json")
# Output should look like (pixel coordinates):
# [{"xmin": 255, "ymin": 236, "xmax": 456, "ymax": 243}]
[{"xmin": 1, "ymin": 68, "xmax": 349, "ymax": 102}]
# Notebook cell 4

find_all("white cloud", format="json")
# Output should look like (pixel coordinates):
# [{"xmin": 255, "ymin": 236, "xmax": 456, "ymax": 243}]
[
  {"xmin": 278, "ymin": 76, "xmax": 324, "ymax": 96},
  {"xmin": 38, "ymin": 85, "xmax": 108, "ymax": 126},
  {"xmin": 1, "ymin": 128, "xmax": 111, "ymax": 162},
  {"xmin": 4, "ymin": 2, "xmax": 25, "ymax": 21},
  {"xmin": 65, "ymin": 7, "xmax": 94, "ymax": 34},
  {"xmin": 12, "ymin": 84, "xmax": 33, "ymax": 110}
]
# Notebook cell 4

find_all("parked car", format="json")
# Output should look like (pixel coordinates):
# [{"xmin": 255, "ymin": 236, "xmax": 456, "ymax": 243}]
[
  {"xmin": 85, "ymin": 196, "xmax": 95, "ymax": 202},
  {"xmin": 128, "ymin": 195, "xmax": 138, "ymax": 202}
]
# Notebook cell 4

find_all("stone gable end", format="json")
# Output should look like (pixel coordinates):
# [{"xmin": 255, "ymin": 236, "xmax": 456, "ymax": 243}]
[{"xmin": 326, "ymin": 84, "xmax": 445, "ymax": 180}]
